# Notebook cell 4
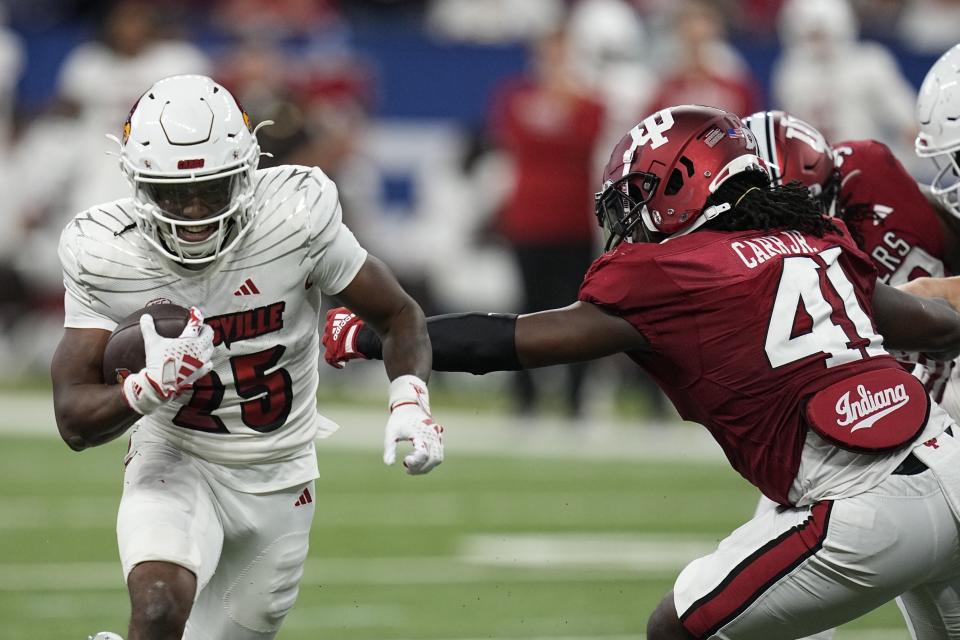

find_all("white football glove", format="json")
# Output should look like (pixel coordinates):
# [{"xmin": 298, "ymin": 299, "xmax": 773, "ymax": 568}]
[
  {"xmin": 384, "ymin": 375, "xmax": 444, "ymax": 475},
  {"xmin": 121, "ymin": 307, "xmax": 215, "ymax": 416}
]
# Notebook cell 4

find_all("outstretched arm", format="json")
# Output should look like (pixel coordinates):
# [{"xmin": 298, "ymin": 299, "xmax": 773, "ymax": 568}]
[
  {"xmin": 873, "ymin": 281, "xmax": 960, "ymax": 357},
  {"xmin": 897, "ymin": 276, "xmax": 960, "ymax": 313},
  {"xmin": 325, "ymin": 300, "xmax": 650, "ymax": 373},
  {"xmin": 514, "ymin": 302, "xmax": 650, "ymax": 367}
]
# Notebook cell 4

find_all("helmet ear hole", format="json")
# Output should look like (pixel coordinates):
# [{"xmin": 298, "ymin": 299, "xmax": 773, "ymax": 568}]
[{"xmin": 665, "ymin": 167, "xmax": 684, "ymax": 196}]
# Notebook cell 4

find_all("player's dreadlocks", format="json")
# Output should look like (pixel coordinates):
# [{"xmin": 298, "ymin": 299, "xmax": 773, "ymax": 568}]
[
  {"xmin": 834, "ymin": 197, "xmax": 875, "ymax": 248},
  {"xmin": 702, "ymin": 170, "xmax": 839, "ymax": 237}
]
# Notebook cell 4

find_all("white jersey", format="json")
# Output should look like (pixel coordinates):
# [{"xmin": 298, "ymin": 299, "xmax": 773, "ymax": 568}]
[{"xmin": 58, "ymin": 165, "xmax": 367, "ymax": 492}]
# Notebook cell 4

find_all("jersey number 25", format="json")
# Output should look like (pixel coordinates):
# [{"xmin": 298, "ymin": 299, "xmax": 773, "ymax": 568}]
[{"xmin": 173, "ymin": 345, "xmax": 293, "ymax": 433}]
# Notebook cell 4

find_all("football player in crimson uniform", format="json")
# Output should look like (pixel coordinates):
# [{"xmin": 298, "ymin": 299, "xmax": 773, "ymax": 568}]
[
  {"xmin": 323, "ymin": 105, "xmax": 960, "ymax": 639},
  {"xmin": 50, "ymin": 75, "xmax": 443, "ymax": 640},
  {"xmin": 741, "ymin": 109, "xmax": 960, "ymax": 640},
  {"xmin": 744, "ymin": 110, "xmax": 960, "ymax": 409}
]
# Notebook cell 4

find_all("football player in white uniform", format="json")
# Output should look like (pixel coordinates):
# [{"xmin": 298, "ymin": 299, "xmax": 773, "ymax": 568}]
[
  {"xmin": 914, "ymin": 43, "xmax": 960, "ymax": 424},
  {"xmin": 51, "ymin": 74, "xmax": 444, "ymax": 640}
]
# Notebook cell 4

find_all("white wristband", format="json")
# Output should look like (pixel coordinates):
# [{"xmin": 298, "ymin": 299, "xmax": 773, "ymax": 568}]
[{"xmin": 388, "ymin": 374, "xmax": 431, "ymax": 415}]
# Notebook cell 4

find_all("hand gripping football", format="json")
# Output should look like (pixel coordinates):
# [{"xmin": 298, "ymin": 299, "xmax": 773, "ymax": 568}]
[{"xmin": 101, "ymin": 303, "xmax": 191, "ymax": 384}]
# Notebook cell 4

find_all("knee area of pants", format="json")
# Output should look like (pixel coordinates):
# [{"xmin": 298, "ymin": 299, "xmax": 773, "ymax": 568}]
[{"xmin": 224, "ymin": 531, "xmax": 309, "ymax": 633}]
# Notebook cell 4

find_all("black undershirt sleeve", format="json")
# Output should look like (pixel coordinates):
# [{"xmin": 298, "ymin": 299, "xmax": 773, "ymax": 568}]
[{"xmin": 355, "ymin": 312, "xmax": 521, "ymax": 374}]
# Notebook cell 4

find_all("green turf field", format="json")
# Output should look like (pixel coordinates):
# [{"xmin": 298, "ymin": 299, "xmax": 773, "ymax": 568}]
[{"xmin": 0, "ymin": 434, "xmax": 907, "ymax": 639}]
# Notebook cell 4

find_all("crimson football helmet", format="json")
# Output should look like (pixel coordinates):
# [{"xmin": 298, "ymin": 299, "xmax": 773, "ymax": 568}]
[
  {"xmin": 595, "ymin": 105, "xmax": 767, "ymax": 247},
  {"xmin": 742, "ymin": 110, "xmax": 839, "ymax": 214}
]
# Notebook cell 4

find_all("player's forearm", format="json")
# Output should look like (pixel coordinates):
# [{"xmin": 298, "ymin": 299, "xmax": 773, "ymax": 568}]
[
  {"xmin": 377, "ymin": 300, "xmax": 433, "ymax": 381},
  {"xmin": 898, "ymin": 276, "xmax": 960, "ymax": 312},
  {"xmin": 875, "ymin": 282, "xmax": 960, "ymax": 353},
  {"xmin": 358, "ymin": 312, "xmax": 521, "ymax": 375},
  {"xmin": 53, "ymin": 383, "xmax": 138, "ymax": 451}
]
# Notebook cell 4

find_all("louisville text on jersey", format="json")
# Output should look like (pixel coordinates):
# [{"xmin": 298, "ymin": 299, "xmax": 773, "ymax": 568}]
[{"xmin": 206, "ymin": 302, "xmax": 285, "ymax": 348}]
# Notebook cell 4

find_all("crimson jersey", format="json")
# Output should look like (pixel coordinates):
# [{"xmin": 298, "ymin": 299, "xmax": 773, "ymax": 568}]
[
  {"xmin": 834, "ymin": 139, "xmax": 948, "ymax": 284},
  {"xmin": 579, "ymin": 222, "xmax": 906, "ymax": 505},
  {"xmin": 835, "ymin": 139, "xmax": 952, "ymax": 400}
]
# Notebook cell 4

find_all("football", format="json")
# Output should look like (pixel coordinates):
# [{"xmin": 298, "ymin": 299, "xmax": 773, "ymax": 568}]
[{"xmin": 101, "ymin": 303, "xmax": 191, "ymax": 384}]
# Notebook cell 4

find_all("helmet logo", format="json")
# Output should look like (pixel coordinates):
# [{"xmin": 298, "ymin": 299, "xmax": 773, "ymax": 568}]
[
  {"xmin": 177, "ymin": 158, "xmax": 205, "ymax": 170},
  {"xmin": 122, "ymin": 94, "xmax": 144, "ymax": 145},
  {"xmin": 783, "ymin": 116, "xmax": 828, "ymax": 153},
  {"xmin": 622, "ymin": 110, "xmax": 676, "ymax": 176},
  {"xmin": 229, "ymin": 92, "xmax": 254, "ymax": 132}
]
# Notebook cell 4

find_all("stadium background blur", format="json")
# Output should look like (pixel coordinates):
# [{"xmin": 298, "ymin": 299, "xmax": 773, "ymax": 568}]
[{"xmin": 0, "ymin": 0, "xmax": 954, "ymax": 637}]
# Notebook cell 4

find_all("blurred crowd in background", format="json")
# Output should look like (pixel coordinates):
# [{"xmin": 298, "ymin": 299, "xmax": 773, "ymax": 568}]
[{"xmin": 0, "ymin": 0, "xmax": 956, "ymax": 419}]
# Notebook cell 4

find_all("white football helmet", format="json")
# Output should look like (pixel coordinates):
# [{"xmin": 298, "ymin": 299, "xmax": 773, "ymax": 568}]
[
  {"xmin": 117, "ymin": 74, "xmax": 264, "ymax": 265},
  {"xmin": 916, "ymin": 44, "xmax": 960, "ymax": 219}
]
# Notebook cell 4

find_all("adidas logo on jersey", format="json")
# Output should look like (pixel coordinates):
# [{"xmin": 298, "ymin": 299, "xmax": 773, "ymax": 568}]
[
  {"xmin": 233, "ymin": 278, "xmax": 261, "ymax": 296},
  {"xmin": 294, "ymin": 487, "xmax": 313, "ymax": 507}
]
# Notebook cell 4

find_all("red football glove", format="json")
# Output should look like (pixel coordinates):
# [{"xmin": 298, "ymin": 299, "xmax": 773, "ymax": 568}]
[{"xmin": 323, "ymin": 307, "xmax": 369, "ymax": 369}]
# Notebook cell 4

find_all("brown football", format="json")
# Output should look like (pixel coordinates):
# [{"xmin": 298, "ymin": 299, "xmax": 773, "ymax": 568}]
[{"xmin": 101, "ymin": 303, "xmax": 191, "ymax": 384}]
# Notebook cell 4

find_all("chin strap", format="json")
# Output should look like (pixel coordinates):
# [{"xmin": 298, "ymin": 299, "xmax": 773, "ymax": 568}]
[{"xmin": 661, "ymin": 202, "xmax": 732, "ymax": 243}]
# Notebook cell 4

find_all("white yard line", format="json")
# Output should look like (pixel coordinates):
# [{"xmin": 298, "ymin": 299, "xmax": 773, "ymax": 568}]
[
  {"xmin": 0, "ymin": 392, "xmax": 725, "ymax": 461},
  {"xmin": 0, "ymin": 557, "xmax": 661, "ymax": 592},
  {"xmin": 0, "ymin": 530, "xmax": 906, "ymax": 638},
  {"xmin": 0, "ymin": 487, "xmax": 747, "ymax": 530},
  {"xmin": 0, "ymin": 534, "xmax": 722, "ymax": 590},
  {"xmin": 460, "ymin": 533, "xmax": 717, "ymax": 571}
]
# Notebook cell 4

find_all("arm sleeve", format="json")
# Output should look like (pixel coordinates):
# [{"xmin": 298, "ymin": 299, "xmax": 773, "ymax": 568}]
[
  {"xmin": 58, "ymin": 222, "xmax": 117, "ymax": 331},
  {"xmin": 357, "ymin": 312, "xmax": 521, "ymax": 375},
  {"xmin": 305, "ymin": 169, "xmax": 368, "ymax": 296}
]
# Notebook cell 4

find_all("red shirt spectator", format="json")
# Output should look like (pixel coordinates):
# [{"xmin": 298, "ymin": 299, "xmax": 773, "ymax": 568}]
[
  {"xmin": 650, "ymin": 0, "xmax": 762, "ymax": 117},
  {"xmin": 489, "ymin": 77, "xmax": 605, "ymax": 245}
]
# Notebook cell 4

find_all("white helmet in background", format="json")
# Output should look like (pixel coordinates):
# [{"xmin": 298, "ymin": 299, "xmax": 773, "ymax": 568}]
[
  {"xmin": 916, "ymin": 44, "xmax": 960, "ymax": 219},
  {"xmin": 118, "ymin": 74, "xmax": 262, "ymax": 265}
]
